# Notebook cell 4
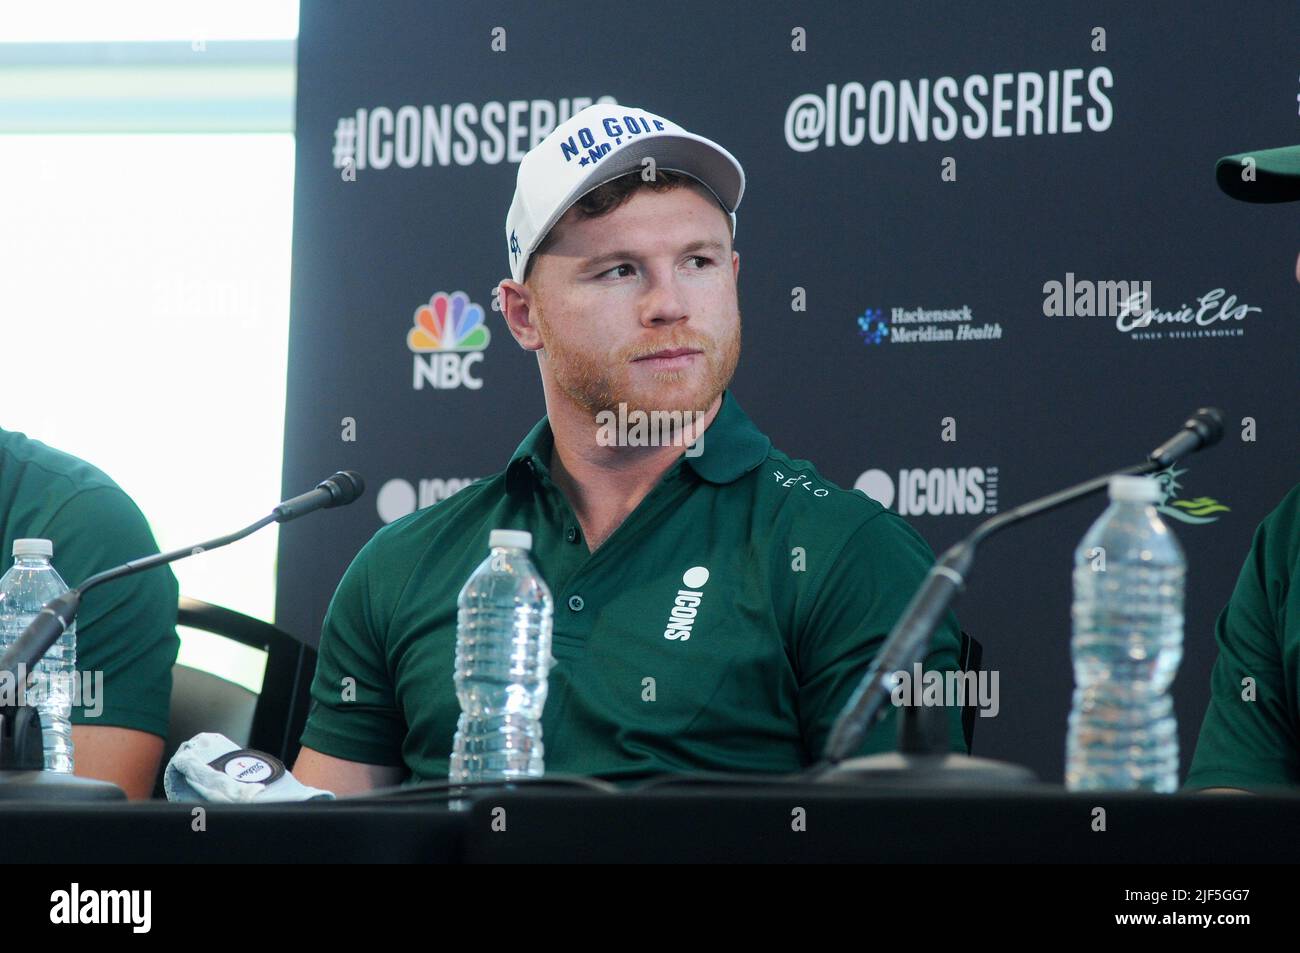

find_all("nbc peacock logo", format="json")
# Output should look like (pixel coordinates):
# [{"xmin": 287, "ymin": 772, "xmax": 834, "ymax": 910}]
[{"xmin": 407, "ymin": 290, "xmax": 492, "ymax": 391}]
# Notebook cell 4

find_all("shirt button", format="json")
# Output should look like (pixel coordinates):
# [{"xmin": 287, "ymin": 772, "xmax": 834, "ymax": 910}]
[
  {"xmin": 566, "ymin": 526, "xmax": 579, "ymax": 543},
  {"xmin": 567, "ymin": 595, "xmax": 585, "ymax": 612}
]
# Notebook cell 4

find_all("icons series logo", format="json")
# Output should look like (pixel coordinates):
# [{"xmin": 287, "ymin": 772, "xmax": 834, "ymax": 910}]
[
  {"xmin": 408, "ymin": 290, "xmax": 491, "ymax": 390},
  {"xmin": 377, "ymin": 476, "xmax": 478, "ymax": 523},
  {"xmin": 855, "ymin": 466, "xmax": 1000, "ymax": 516}
]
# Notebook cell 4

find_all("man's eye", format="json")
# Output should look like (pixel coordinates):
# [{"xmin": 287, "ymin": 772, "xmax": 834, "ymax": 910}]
[{"xmin": 596, "ymin": 259, "xmax": 710, "ymax": 278}]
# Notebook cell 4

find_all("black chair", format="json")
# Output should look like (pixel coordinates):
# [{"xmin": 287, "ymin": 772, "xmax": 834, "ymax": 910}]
[
  {"xmin": 152, "ymin": 597, "xmax": 316, "ymax": 798},
  {"xmin": 958, "ymin": 630, "xmax": 983, "ymax": 754}
]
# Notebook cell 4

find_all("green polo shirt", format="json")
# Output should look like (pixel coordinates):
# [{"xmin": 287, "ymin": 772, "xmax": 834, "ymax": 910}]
[
  {"xmin": 302, "ymin": 390, "xmax": 967, "ymax": 783},
  {"xmin": 1185, "ymin": 482, "xmax": 1300, "ymax": 791},
  {"xmin": 0, "ymin": 428, "xmax": 179, "ymax": 738}
]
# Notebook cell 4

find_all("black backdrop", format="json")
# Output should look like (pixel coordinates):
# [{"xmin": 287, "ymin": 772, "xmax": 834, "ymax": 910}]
[{"xmin": 276, "ymin": 0, "xmax": 1300, "ymax": 784}]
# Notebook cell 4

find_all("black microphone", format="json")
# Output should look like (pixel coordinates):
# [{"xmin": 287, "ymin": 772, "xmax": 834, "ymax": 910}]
[
  {"xmin": 273, "ymin": 470, "xmax": 366, "ymax": 522},
  {"xmin": 0, "ymin": 471, "xmax": 367, "ymax": 747},
  {"xmin": 818, "ymin": 409, "xmax": 1223, "ymax": 769},
  {"xmin": 1148, "ymin": 407, "xmax": 1224, "ymax": 468}
]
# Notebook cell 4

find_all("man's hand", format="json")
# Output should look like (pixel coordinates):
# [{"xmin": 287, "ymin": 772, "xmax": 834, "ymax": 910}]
[
  {"xmin": 293, "ymin": 746, "xmax": 404, "ymax": 796},
  {"xmin": 71, "ymin": 725, "xmax": 164, "ymax": 800}
]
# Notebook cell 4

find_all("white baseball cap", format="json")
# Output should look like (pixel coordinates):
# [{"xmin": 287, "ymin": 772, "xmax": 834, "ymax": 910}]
[{"xmin": 504, "ymin": 102, "xmax": 745, "ymax": 284}]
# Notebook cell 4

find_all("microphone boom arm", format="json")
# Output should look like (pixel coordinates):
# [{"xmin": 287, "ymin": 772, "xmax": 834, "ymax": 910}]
[
  {"xmin": 818, "ymin": 457, "xmax": 1161, "ymax": 766},
  {"xmin": 78, "ymin": 513, "xmax": 279, "ymax": 597},
  {"xmin": 0, "ymin": 470, "xmax": 364, "ymax": 682}
]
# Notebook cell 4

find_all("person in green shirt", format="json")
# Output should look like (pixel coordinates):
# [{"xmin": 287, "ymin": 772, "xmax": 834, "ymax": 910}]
[
  {"xmin": 1185, "ymin": 484, "xmax": 1300, "ymax": 791},
  {"xmin": 0, "ymin": 428, "xmax": 179, "ymax": 799},
  {"xmin": 295, "ymin": 103, "xmax": 967, "ymax": 794},
  {"xmin": 1185, "ymin": 143, "xmax": 1300, "ymax": 793}
]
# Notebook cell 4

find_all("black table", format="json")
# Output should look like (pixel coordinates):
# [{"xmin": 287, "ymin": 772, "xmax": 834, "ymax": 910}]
[{"xmin": 3, "ymin": 783, "xmax": 1298, "ymax": 863}]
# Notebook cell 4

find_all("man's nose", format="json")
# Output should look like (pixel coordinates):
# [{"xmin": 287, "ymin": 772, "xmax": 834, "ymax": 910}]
[{"xmin": 638, "ymin": 273, "xmax": 689, "ymax": 326}]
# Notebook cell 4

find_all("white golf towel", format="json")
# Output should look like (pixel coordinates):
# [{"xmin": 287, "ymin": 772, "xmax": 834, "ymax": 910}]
[{"xmin": 163, "ymin": 732, "xmax": 335, "ymax": 803}]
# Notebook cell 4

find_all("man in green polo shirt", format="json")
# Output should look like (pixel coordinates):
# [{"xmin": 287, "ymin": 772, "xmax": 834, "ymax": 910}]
[
  {"xmin": 1184, "ymin": 143, "xmax": 1300, "ymax": 792},
  {"xmin": 295, "ymin": 103, "xmax": 967, "ymax": 793},
  {"xmin": 0, "ymin": 428, "xmax": 179, "ymax": 799},
  {"xmin": 1185, "ymin": 484, "xmax": 1300, "ymax": 791}
]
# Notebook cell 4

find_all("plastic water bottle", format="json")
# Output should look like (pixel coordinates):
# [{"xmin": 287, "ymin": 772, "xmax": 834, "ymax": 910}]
[
  {"xmin": 449, "ymin": 529, "xmax": 553, "ymax": 785},
  {"xmin": 0, "ymin": 539, "xmax": 76, "ymax": 772},
  {"xmin": 1066, "ymin": 476, "xmax": 1185, "ymax": 792}
]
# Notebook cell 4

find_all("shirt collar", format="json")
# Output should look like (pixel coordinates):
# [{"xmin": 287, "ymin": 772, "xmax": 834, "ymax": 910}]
[
  {"xmin": 505, "ymin": 414, "xmax": 556, "ymax": 495},
  {"xmin": 505, "ymin": 389, "xmax": 771, "ymax": 495},
  {"xmin": 682, "ymin": 390, "xmax": 772, "ymax": 484}
]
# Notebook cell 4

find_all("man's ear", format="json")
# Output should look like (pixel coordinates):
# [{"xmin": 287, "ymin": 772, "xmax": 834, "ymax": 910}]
[{"xmin": 498, "ymin": 279, "xmax": 544, "ymax": 351}]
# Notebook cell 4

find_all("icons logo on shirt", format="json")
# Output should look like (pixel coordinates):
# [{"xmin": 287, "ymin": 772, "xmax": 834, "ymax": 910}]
[
  {"xmin": 662, "ymin": 566, "xmax": 710, "ymax": 642},
  {"xmin": 1154, "ymin": 465, "xmax": 1230, "ymax": 524},
  {"xmin": 855, "ymin": 466, "xmax": 1000, "ymax": 517},
  {"xmin": 377, "ymin": 476, "xmax": 478, "ymax": 523},
  {"xmin": 407, "ymin": 290, "xmax": 491, "ymax": 390}
]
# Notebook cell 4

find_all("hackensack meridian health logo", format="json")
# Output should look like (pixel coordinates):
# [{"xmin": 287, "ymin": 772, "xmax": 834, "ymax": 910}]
[
  {"xmin": 407, "ymin": 290, "xmax": 491, "ymax": 390},
  {"xmin": 857, "ymin": 305, "xmax": 1002, "ymax": 345}
]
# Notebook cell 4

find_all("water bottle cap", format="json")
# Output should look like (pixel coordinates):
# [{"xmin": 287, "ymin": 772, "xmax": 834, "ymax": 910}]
[
  {"xmin": 1108, "ymin": 475, "xmax": 1161, "ymax": 503},
  {"xmin": 489, "ymin": 529, "xmax": 532, "ymax": 551},
  {"xmin": 12, "ymin": 538, "xmax": 53, "ymax": 558}
]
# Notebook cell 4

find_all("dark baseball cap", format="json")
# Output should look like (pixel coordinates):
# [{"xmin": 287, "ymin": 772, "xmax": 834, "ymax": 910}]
[{"xmin": 1216, "ymin": 144, "xmax": 1300, "ymax": 203}]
